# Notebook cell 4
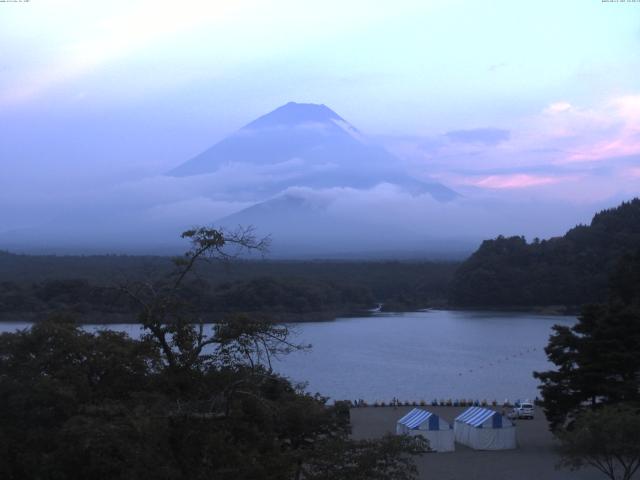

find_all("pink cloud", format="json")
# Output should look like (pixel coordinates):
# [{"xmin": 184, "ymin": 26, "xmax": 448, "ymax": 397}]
[
  {"xmin": 548, "ymin": 95, "xmax": 640, "ymax": 163},
  {"xmin": 566, "ymin": 137, "xmax": 640, "ymax": 162},
  {"xmin": 469, "ymin": 174, "xmax": 561, "ymax": 189}
]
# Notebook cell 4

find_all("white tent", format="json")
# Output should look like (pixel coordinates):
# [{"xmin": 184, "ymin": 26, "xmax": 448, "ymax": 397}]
[
  {"xmin": 454, "ymin": 406, "xmax": 516, "ymax": 450},
  {"xmin": 396, "ymin": 408, "xmax": 454, "ymax": 452}
]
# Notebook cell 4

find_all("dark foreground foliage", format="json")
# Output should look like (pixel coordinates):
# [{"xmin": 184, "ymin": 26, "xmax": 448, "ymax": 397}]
[
  {"xmin": 535, "ymin": 248, "xmax": 640, "ymax": 479},
  {"xmin": 557, "ymin": 404, "xmax": 640, "ymax": 480},
  {"xmin": 0, "ymin": 227, "xmax": 426, "ymax": 479},
  {"xmin": 451, "ymin": 198, "xmax": 640, "ymax": 308},
  {"xmin": 534, "ymin": 249, "xmax": 640, "ymax": 431}
]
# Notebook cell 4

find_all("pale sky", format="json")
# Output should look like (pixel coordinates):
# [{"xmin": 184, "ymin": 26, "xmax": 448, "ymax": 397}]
[
  {"xmin": 3, "ymin": 1, "xmax": 638, "ymax": 132},
  {"xmin": 1, "ymin": 0, "xmax": 639, "ymax": 251}
]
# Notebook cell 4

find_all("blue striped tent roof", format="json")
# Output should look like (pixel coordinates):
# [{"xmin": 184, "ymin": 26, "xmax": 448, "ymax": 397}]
[
  {"xmin": 397, "ymin": 408, "xmax": 437, "ymax": 430},
  {"xmin": 455, "ymin": 407, "xmax": 505, "ymax": 428}
]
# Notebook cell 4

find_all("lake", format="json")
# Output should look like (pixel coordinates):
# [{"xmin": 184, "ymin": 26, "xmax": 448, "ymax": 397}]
[
  {"xmin": 0, "ymin": 310, "xmax": 573, "ymax": 403},
  {"xmin": 275, "ymin": 310, "xmax": 574, "ymax": 403}
]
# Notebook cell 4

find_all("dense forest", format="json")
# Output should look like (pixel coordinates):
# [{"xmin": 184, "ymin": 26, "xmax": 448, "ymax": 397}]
[
  {"xmin": 0, "ymin": 252, "xmax": 457, "ymax": 322},
  {"xmin": 450, "ymin": 198, "xmax": 640, "ymax": 309}
]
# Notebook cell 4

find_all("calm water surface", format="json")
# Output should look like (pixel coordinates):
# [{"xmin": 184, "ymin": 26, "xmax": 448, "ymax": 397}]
[
  {"xmin": 275, "ymin": 310, "xmax": 574, "ymax": 403},
  {"xmin": 1, "ymin": 310, "xmax": 574, "ymax": 403}
]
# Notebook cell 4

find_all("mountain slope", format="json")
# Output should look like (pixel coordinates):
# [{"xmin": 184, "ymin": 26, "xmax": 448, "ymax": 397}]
[
  {"xmin": 217, "ymin": 190, "xmax": 479, "ymax": 258},
  {"xmin": 169, "ymin": 102, "xmax": 457, "ymax": 201},
  {"xmin": 450, "ymin": 198, "xmax": 640, "ymax": 308}
]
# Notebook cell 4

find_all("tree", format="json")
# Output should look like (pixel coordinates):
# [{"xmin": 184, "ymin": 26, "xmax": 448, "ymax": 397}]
[
  {"xmin": 0, "ymin": 316, "xmax": 164, "ymax": 479},
  {"xmin": 533, "ymin": 249, "xmax": 640, "ymax": 431},
  {"xmin": 119, "ymin": 226, "xmax": 272, "ymax": 371},
  {"xmin": 557, "ymin": 404, "xmax": 640, "ymax": 480},
  {"xmin": 0, "ymin": 227, "xmax": 426, "ymax": 479}
]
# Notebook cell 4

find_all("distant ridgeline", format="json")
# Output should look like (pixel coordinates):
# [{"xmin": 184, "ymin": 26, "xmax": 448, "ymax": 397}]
[{"xmin": 450, "ymin": 198, "xmax": 640, "ymax": 309}]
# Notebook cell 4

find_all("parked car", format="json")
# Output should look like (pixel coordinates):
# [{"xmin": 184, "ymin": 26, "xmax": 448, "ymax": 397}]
[{"xmin": 508, "ymin": 401, "xmax": 535, "ymax": 419}]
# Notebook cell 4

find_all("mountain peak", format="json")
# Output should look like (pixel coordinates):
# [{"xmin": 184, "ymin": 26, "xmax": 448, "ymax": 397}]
[
  {"xmin": 245, "ymin": 102, "xmax": 343, "ymax": 129},
  {"xmin": 166, "ymin": 102, "xmax": 458, "ymax": 203}
]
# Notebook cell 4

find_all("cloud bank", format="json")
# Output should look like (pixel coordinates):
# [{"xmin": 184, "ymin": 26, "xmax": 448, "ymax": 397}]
[{"xmin": 1, "ymin": 93, "xmax": 637, "ymax": 256}]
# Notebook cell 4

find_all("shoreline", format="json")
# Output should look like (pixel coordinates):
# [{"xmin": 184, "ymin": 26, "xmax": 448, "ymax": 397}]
[
  {"xmin": 0, "ymin": 305, "xmax": 578, "ymax": 325},
  {"xmin": 0, "ymin": 309, "xmax": 363, "ymax": 325},
  {"xmin": 436, "ymin": 305, "xmax": 580, "ymax": 316}
]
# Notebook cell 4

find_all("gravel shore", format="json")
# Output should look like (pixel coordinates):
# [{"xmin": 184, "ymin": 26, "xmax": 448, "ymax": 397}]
[{"xmin": 350, "ymin": 405, "xmax": 605, "ymax": 480}]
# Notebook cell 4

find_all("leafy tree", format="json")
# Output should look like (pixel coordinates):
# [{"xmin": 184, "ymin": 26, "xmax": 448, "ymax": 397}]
[
  {"xmin": 0, "ymin": 316, "xmax": 161, "ymax": 479},
  {"xmin": 534, "ymin": 249, "xmax": 640, "ymax": 430},
  {"xmin": 0, "ymin": 227, "xmax": 425, "ymax": 479},
  {"xmin": 557, "ymin": 404, "xmax": 640, "ymax": 480}
]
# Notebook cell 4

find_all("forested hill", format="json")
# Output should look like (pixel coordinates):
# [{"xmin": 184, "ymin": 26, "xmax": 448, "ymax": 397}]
[{"xmin": 450, "ymin": 198, "xmax": 640, "ymax": 309}]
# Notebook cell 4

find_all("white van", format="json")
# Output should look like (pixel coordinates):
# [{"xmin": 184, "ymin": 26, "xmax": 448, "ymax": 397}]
[{"xmin": 509, "ymin": 401, "xmax": 534, "ymax": 419}]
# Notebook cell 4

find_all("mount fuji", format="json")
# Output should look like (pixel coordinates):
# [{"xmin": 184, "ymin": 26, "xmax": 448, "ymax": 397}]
[
  {"xmin": 170, "ymin": 102, "xmax": 457, "ymax": 201},
  {"xmin": 164, "ymin": 102, "xmax": 467, "ymax": 256}
]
